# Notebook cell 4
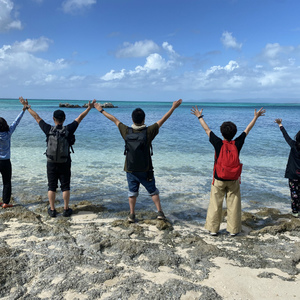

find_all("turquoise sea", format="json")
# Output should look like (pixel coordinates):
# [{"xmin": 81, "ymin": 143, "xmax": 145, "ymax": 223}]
[{"xmin": 1, "ymin": 99, "xmax": 300, "ymax": 221}]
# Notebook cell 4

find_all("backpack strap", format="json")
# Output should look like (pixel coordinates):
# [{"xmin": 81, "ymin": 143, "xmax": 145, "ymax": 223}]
[
  {"xmin": 124, "ymin": 127, "xmax": 133, "ymax": 155},
  {"xmin": 212, "ymin": 151, "xmax": 217, "ymax": 185}
]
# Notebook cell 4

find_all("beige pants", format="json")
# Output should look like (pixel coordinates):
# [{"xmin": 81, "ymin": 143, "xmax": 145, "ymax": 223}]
[{"xmin": 205, "ymin": 179, "xmax": 241, "ymax": 234}]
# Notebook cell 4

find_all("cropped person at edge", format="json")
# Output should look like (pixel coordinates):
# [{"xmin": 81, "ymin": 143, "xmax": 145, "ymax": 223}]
[{"xmin": 0, "ymin": 100, "xmax": 28, "ymax": 208}]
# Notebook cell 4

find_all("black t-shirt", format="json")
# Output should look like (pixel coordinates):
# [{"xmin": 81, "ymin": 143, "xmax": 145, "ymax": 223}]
[
  {"xmin": 39, "ymin": 120, "xmax": 79, "ymax": 161},
  {"xmin": 209, "ymin": 131, "xmax": 246, "ymax": 180}
]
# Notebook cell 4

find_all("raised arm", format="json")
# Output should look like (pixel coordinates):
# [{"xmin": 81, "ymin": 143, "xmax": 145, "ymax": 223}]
[
  {"xmin": 75, "ymin": 99, "xmax": 96, "ymax": 124},
  {"xmin": 19, "ymin": 97, "xmax": 42, "ymax": 124},
  {"xmin": 191, "ymin": 106, "xmax": 211, "ymax": 137},
  {"xmin": 244, "ymin": 107, "xmax": 266, "ymax": 136},
  {"xmin": 94, "ymin": 102, "xmax": 121, "ymax": 126},
  {"xmin": 156, "ymin": 99, "xmax": 182, "ymax": 128}
]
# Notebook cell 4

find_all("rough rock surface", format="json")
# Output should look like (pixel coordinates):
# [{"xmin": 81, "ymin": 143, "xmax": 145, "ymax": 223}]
[{"xmin": 0, "ymin": 202, "xmax": 299, "ymax": 299}]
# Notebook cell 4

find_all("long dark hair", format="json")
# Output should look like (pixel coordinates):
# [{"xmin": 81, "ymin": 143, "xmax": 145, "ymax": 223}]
[
  {"xmin": 295, "ymin": 130, "xmax": 300, "ymax": 152},
  {"xmin": 0, "ymin": 118, "xmax": 9, "ymax": 132}
]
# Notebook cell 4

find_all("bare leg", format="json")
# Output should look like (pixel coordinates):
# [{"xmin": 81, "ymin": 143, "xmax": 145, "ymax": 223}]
[
  {"xmin": 129, "ymin": 196, "xmax": 137, "ymax": 214},
  {"xmin": 48, "ymin": 191, "xmax": 56, "ymax": 210},
  {"xmin": 63, "ymin": 190, "xmax": 70, "ymax": 210},
  {"xmin": 151, "ymin": 194, "xmax": 162, "ymax": 212}
]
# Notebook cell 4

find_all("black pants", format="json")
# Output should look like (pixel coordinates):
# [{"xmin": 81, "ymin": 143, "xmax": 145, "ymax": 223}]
[
  {"xmin": 289, "ymin": 179, "xmax": 300, "ymax": 213},
  {"xmin": 47, "ymin": 161, "xmax": 71, "ymax": 192},
  {"xmin": 0, "ymin": 159, "xmax": 12, "ymax": 204}
]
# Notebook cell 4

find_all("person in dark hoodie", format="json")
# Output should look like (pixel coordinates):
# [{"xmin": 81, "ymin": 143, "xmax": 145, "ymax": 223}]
[
  {"xmin": 275, "ymin": 118, "xmax": 300, "ymax": 217},
  {"xmin": 0, "ymin": 100, "xmax": 28, "ymax": 208}
]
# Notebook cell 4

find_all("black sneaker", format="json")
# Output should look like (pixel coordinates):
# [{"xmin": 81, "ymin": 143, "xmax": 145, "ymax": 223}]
[
  {"xmin": 48, "ymin": 207, "xmax": 57, "ymax": 218},
  {"xmin": 128, "ymin": 213, "xmax": 135, "ymax": 223},
  {"xmin": 157, "ymin": 211, "xmax": 166, "ymax": 220},
  {"xmin": 63, "ymin": 208, "xmax": 73, "ymax": 217}
]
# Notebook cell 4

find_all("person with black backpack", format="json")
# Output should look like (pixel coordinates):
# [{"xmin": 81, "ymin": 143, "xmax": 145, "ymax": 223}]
[
  {"xmin": 191, "ymin": 106, "xmax": 265, "ymax": 236},
  {"xmin": 19, "ymin": 97, "xmax": 95, "ymax": 218},
  {"xmin": 94, "ymin": 99, "xmax": 182, "ymax": 223}
]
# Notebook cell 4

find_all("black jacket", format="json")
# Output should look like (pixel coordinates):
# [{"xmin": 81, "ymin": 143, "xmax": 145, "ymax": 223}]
[{"xmin": 280, "ymin": 126, "xmax": 300, "ymax": 179}]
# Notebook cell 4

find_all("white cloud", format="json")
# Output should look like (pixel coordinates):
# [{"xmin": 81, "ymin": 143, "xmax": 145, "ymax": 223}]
[
  {"xmin": 205, "ymin": 60, "xmax": 239, "ymax": 76},
  {"xmin": 116, "ymin": 40, "xmax": 160, "ymax": 58},
  {"xmin": 0, "ymin": 38, "xmax": 68, "ymax": 91},
  {"xmin": 162, "ymin": 42, "xmax": 175, "ymax": 55},
  {"xmin": 0, "ymin": 0, "xmax": 22, "ymax": 32},
  {"xmin": 260, "ymin": 43, "xmax": 296, "ymax": 66},
  {"xmin": 102, "ymin": 42, "xmax": 177, "ymax": 81},
  {"xmin": 144, "ymin": 53, "xmax": 168, "ymax": 71},
  {"xmin": 62, "ymin": 0, "xmax": 96, "ymax": 14},
  {"xmin": 221, "ymin": 31, "xmax": 242, "ymax": 50},
  {"xmin": 101, "ymin": 69, "xmax": 126, "ymax": 81},
  {"xmin": 11, "ymin": 37, "xmax": 52, "ymax": 53}
]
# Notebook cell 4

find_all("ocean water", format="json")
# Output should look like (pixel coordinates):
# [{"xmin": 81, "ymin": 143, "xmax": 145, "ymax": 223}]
[{"xmin": 1, "ymin": 99, "xmax": 300, "ymax": 220}]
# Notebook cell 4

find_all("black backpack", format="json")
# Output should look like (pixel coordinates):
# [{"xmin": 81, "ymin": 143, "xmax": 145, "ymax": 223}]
[
  {"xmin": 46, "ymin": 126, "xmax": 75, "ymax": 163},
  {"xmin": 124, "ymin": 127, "xmax": 153, "ymax": 172}
]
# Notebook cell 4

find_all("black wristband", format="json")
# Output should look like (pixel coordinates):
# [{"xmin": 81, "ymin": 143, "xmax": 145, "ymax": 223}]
[
  {"xmin": 198, "ymin": 115, "xmax": 204, "ymax": 119},
  {"xmin": 99, "ymin": 109, "xmax": 104, "ymax": 113}
]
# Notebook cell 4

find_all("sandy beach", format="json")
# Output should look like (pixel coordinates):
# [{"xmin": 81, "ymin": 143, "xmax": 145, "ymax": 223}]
[{"xmin": 0, "ymin": 200, "xmax": 300, "ymax": 300}]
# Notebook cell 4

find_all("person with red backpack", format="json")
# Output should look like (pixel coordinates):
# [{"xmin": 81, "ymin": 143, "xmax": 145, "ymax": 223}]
[{"xmin": 191, "ymin": 106, "xmax": 265, "ymax": 236}]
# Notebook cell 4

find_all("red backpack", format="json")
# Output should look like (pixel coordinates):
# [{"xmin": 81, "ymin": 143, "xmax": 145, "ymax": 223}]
[{"xmin": 213, "ymin": 140, "xmax": 243, "ymax": 183}]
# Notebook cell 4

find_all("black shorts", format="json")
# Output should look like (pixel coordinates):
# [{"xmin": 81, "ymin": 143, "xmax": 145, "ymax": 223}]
[{"xmin": 47, "ymin": 161, "xmax": 71, "ymax": 192}]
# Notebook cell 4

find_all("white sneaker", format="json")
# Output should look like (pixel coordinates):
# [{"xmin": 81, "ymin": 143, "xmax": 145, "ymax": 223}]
[{"xmin": 210, "ymin": 232, "xmax": 217, "ymax": 236}]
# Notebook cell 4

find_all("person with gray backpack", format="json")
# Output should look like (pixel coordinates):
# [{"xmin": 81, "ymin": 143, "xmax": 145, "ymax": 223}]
[{"xmin": 19, "ymin": 97, "xmax": 95, "ymax": 218}]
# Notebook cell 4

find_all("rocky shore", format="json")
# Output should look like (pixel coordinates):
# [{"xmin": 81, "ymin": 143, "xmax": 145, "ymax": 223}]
[
  {"xmin": 59, "ymin": 102, "xmax": 117, "ymax": 108},
  {"xmin": 0, "ymin": 201, "xmax": 299, "ymax": 299}
]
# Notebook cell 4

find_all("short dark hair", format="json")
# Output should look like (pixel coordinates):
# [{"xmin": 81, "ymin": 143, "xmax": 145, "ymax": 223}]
[
  {"xmin": 220, "ymin": 121, "xmax": 237, "ymax": 141},
  {"xmin": 53, "ymin": 110, "xmax": 66, "ymax": 122},
  {"xmin": 0, "ymin": 117, "xmax": 9, "ymax": 132},
  {"xmin": 132, "ymin": 108, "xmax": 145, "ymax": 125}
]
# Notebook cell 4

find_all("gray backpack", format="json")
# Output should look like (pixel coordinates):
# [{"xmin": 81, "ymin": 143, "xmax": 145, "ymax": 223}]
[{"xmin": 46, "ymin": 126, "xmax": 71, "ymax": 163}]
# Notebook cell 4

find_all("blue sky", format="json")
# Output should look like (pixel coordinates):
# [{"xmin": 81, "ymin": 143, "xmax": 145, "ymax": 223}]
[{"xmin": 1, "ymin": 0, "xmax": 300, "ymax": 102}]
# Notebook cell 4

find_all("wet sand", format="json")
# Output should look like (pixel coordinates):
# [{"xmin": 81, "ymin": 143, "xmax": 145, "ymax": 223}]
[{"xmin": 0, "ymin": 200, "xmax": 300, "ymax": 299}]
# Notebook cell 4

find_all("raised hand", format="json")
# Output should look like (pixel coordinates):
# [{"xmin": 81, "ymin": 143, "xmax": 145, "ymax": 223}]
[
  {"xmin": 172, "ymin": 99, "xmax": 182, "ymax": 109},
  {"xmin": 88, "ymin": 99, "xmax": 96, "ymax": 109},
  {"xmin": 191, "ymin": 106, "xmax": 203, "ymax": 118},
  {"xmin": 19, "ymin": 96, "xmax": 28, "ymax": 106},
  {"xmin": 254, "ymin": 107, "xmax": 266, "ymax": 118}
]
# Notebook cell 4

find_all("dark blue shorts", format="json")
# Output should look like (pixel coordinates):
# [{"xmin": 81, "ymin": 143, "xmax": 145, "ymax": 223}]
[{"xmin": 126, "ymin": 171, "xmax": 159, "ymax": 197}]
